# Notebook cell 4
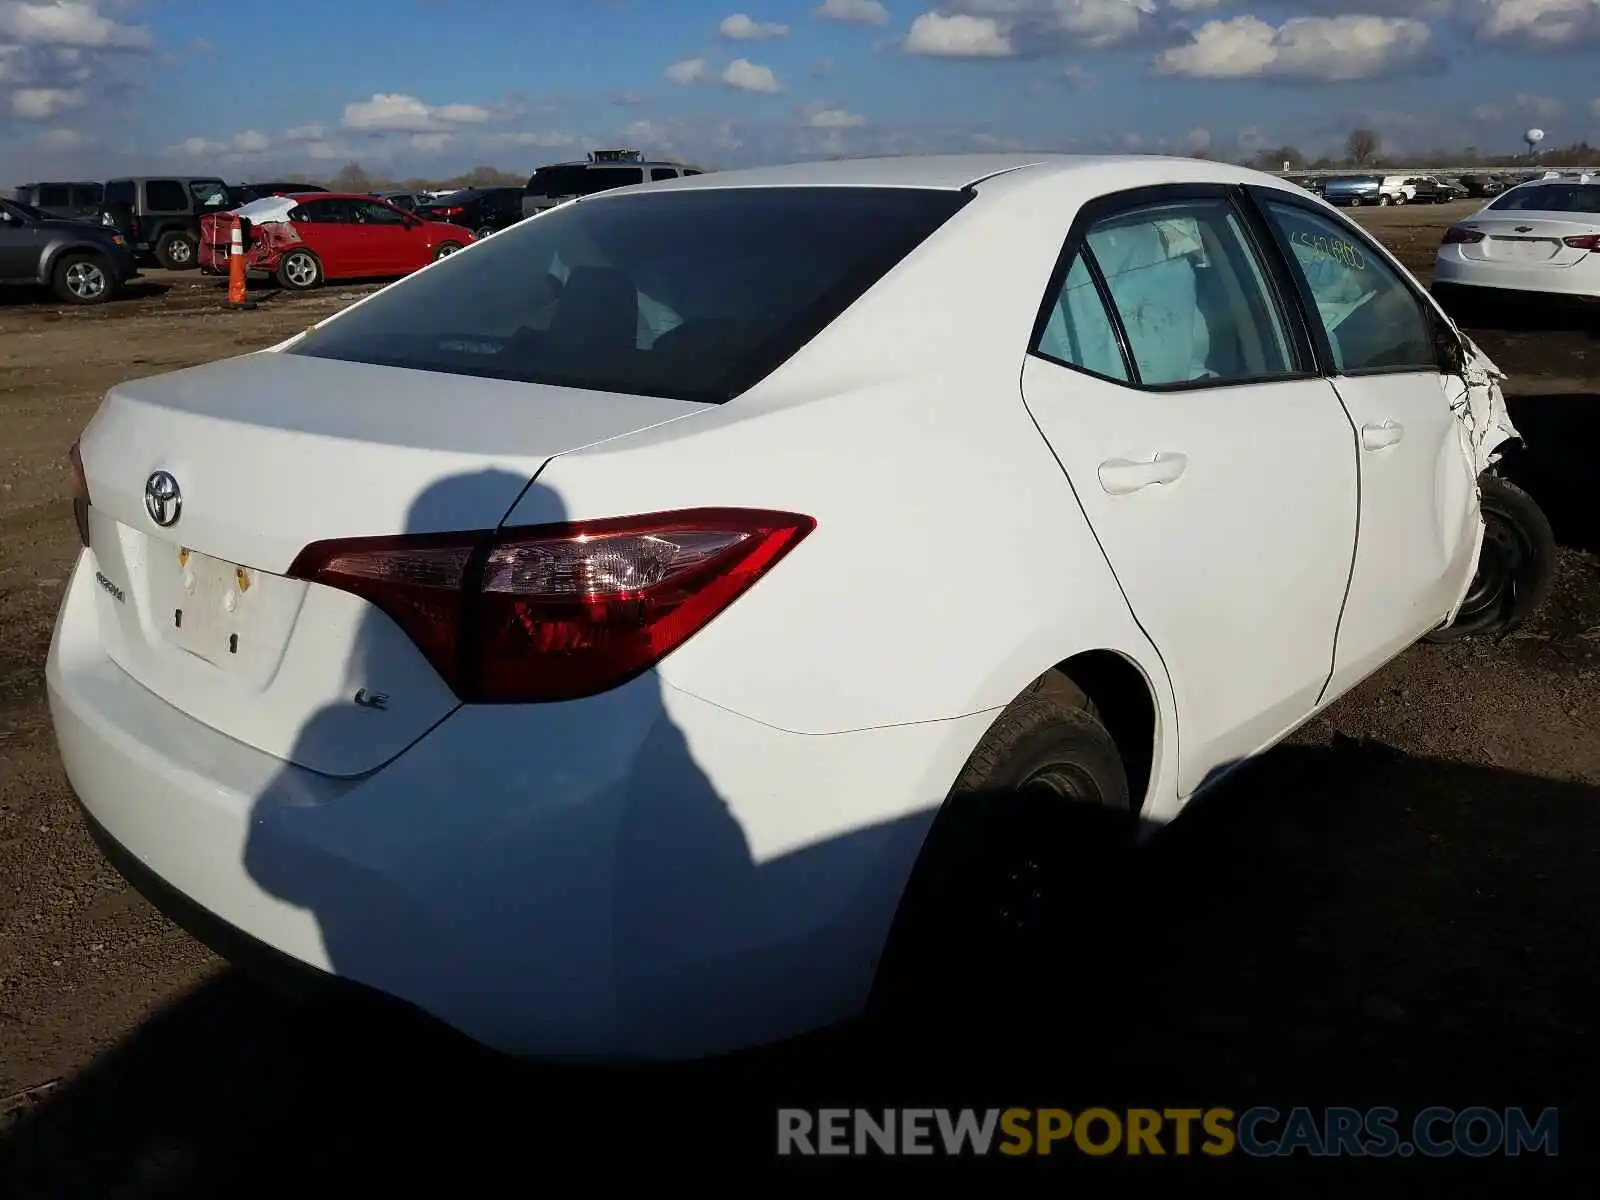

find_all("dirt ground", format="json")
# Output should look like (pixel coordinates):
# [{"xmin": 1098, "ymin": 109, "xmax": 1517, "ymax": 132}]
[{"xmin": 1, "ymin": 202, "xmax": 1598, "ymax": 1188}]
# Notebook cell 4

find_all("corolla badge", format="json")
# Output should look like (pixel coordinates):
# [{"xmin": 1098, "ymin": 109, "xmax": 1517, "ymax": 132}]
[{"xmin": 144, "ymin": 470, "xmax": 182, "ymax": 527}]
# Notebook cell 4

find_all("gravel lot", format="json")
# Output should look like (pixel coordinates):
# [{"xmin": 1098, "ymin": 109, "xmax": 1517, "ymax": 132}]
[{"xmin": 1, "ymin": 200, "xmax": 1597, "ymax": 1187}]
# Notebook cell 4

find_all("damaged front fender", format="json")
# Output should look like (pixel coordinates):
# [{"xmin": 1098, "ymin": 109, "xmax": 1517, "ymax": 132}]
[{"xmin": 1432, "ymin": 305, "xmax": 1521, "ymax": 476}]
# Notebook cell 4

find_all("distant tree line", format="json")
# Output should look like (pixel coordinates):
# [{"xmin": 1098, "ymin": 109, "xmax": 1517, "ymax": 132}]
[{"xmin": 305, "ymin": 131, "xmax": 1596, "ymax": 192}]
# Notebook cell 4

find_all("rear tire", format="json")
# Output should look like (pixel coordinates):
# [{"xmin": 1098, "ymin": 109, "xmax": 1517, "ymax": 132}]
[
  {"xmin": 433, "ymin": 241, "xmax": 463, "ymax": 260},
  {"xmin": 1424, "ymin": 474, "xmax": 1556, "ymax": 643},
  {"xmin": 276, "ymin": 249, "xmax": 322, "ymax": 290},
  {"xmin": 51, "ymin": 252, "xmax": 114, "ymax": 304},
  {"xmin": 868, "ymin": 674, "xmax": 1136, "ymax": 1034},
  {"xmin": 154, "ymin": 230, "xmax": 198, "ymax": 270}
]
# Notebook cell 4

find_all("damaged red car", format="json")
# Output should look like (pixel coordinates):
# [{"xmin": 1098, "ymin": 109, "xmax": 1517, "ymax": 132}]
[{"xmin": 199, "ymin": 192, "xmax": 475, "ymax": 290}]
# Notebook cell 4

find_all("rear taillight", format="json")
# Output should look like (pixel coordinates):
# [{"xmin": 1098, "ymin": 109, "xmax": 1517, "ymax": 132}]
[
  {"xmin": 434, "ymin": 206, "xmax": 464, "ymax": 217},
  {"xmin": 1562, "ymin": 234, "xmax": 1600, "ymax": 251},
  {"xmin": 68, "ymin": 437, "xmax": 90, "ymax": 547},
  {"xmin": 288, "ymin": 508, "xmax": 815, "ymax": 703},
  {"xmin": 1442, "ymin": 226, "xmax": 1484, "ymax": 245}
]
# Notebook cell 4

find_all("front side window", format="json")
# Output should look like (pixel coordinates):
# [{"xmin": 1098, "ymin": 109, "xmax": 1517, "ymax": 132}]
[
  {"xmin": 290, "ymin": 186, "xmax": 970, "ymax": 403},
  {"xmin": 1259, "ymin": 199, "xmax": 1435, "ymax": 374},
  {"xmin": 1078, "ymin": 199, "xmax": 1295, "ymax": 386},
  {"xmin": 71, "ymin": 184, "xmax": 102, "ymax": 207},
  {"xmin": 37, "ymin": 184, "xmax": 69, "ymax": 207},
  {"xmin": 104, "ymin": 181, "xmax": 135, "ymax": 208}
]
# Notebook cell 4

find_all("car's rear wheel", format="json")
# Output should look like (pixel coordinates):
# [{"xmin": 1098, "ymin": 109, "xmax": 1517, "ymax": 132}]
[
  {"xmin": 1425, "ymin": 474, "xmax": 1556, "ymax": 643},
  {"xmin": 868, "ymin": 673, "xmax": 1136, "ymax": 1032},
  {"xmin": 51, "ymin": 252, "xmax": 114, "ymax": 304},
  {"xmin": 276, "ymin": 249, "xmax": 322, "ymax": 291},
  {"xmin": 434, "ymin": 241, "xmax": 463, "ymax": 260},
  {"xmin": 475, "ymin": 225, "xmax": 496, "ymax": 240},
  {"xmin": 155, "ymin": 231, "xmax": 198, "ymax": 270}
]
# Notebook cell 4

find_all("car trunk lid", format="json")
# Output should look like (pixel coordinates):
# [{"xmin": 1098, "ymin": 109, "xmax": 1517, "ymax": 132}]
[
  {"xmin": 1454, "ymin": 212, "xmax": 1597, "ymax": 266},
  {"xmin": 76, "ymin": 350, "xmax": 707, "ymax": 776}
]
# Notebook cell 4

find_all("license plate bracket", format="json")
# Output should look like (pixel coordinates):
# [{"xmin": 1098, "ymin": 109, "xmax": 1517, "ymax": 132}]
[{"xmin": 159, "ymin": 547, "xmax": 256, "ymax": 666}]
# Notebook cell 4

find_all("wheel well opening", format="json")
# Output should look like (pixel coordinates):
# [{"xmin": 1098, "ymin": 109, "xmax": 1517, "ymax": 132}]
[{"xmin": 1051, "ymin": 651, "xmax": 1156, "ymax": 815}]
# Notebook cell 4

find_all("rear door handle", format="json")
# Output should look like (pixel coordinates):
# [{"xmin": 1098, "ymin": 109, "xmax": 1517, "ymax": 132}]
[
  {"xmin": 1097, "ymin": 452, "xmax": 1189, "ymax": 496},
  {"xmin": 1361, "ymin": 420, "xmax": 1404, "ymax": 450}
]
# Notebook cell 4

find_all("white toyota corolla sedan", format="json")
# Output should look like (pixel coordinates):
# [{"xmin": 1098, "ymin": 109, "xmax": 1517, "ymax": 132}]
[
  {"xmin": 1434, "ymin": 175, "xmax": 1600, "ymax": 302},
  {"xmin": 48, "ymin": 154, "xmax": 1554, "ymax": 1061}
]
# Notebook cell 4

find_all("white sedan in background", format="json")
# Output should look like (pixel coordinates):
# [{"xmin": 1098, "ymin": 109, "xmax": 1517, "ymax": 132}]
[
  {"xmin": 49, "ymin": 154, "xmax": 1554, "ymax": 1062},
  {"xmin": 1434, "ymin": 176, "xmax": 1600, "ymax": 302}
]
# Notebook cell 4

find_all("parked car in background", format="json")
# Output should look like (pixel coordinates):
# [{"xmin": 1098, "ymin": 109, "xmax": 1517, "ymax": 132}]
[
  {"xmin": 230, "ymin": 182, "xmax": 329, "ymax": 206},
  {"xmin": 522, "ymin": 149, "xmax": 704, "ymax": 218},
  {"xmin": 1322, "ymin": 175, "xmax": 1383, "ymax": 206},
  {"xmin": 371, "ymin": 191, "xmax": 423, "ymax": 212},
  {"xmin": 1458, "ymin": 174, "xmax": 1506, "ymax": 198},
  {"xmin": 14, "ymin": 181, "xmax": 103, "ymax": 222},
  {"xmin": 1377, "ymin": 176, "xmax": 1419, "ymax": 205},
  {"xmin": 100, "ymin": 176, "xmax": 232, "ymax": 269},
  {"xmin": 1401, "ymin": 176, "xmax": 1451, "ymax": 204},
  {"xmin": 1436, "ymin": 178, "xmax": 1470, "ymax": 201},
  {"xmin": 199, "ymin": 192, "xmax": 474, "ymax": 290},
  {"xmin": 414, "ymin": 186, "xmax": 525, "ymax": 238},
  {"xmin": 0, "ymin": 196, "xmax": 138, "ymax": 303},
  {"xmin": 51, "ymin": 154, "xmax": 1551, "ymax": 1063},
  {"xmin": 1434, "ymin": 177, "xmax": 1600, "ymax": 305}
]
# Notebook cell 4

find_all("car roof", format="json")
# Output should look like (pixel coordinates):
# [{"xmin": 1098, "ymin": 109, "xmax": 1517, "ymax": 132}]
[{"xmin": 584, "ymin": 153, "xmax": 1287, "ymax": 193}]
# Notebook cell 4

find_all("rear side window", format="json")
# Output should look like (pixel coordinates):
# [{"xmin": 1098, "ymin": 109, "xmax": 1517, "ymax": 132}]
[
  {"xmin": 650, "ymin": 168, "xmax": 677, "ymax": 182},
  {"xmin": 1490, "ymin": 184, "xmax": 1600, "ymax": 213},
  {"xmin": 37, "ymin": 184, "xmax": 69, "ymax": 207},
  {"xmin": 582, "ymin": 167, "xmax": 642, "ymax": 194},
  {"xmin": 1033, "ymin": 254, "xmax": 1129, "ymax": 382},
  {"xmin": 290, "ymin": 187, "xmax": 970, "ymax": 403},
  {"xmin": 526, "ymin": 165, "xmax": 587, "ymax": 196},
  {"xmin": 190, "ymin": 180, "xmax": 230, "ymax": 209},
  {"xmin": 144, "ymin": 180, "xmax": 187, "ymax": 211}
]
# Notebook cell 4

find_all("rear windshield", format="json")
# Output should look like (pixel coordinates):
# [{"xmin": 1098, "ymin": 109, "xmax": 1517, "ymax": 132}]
[
  {"xmin": 1489, "ymin": 184, "xmax": 1600, "ymax": 213},
  {"xmin": 288, "ymin": 186, "xmax": 970, "ymax": 403}
]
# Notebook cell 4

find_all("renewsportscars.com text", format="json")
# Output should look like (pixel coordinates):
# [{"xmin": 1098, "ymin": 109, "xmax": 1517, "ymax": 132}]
[{"xmin": 777, "ymin": 1106, "xmax": 1559, "ymax": 1158}]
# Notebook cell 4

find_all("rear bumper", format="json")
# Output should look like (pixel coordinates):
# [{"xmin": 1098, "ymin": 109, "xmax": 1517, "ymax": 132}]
[
  {"xmin": 47, "ymin": 550, "xmax": 987, "ymax": 1061},
  {"xmin": 1434, "ymin": 250, "xmax": 1600, "ymax": 299}
]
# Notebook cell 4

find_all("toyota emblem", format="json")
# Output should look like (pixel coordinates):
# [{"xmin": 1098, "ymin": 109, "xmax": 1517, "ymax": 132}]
[{"xmin": 144, "ymin": 470, "xmax": 182, "ymax": 527}]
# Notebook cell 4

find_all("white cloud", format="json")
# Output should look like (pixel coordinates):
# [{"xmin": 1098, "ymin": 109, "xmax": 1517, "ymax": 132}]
[
  {"xmin": 482, "ymin": 130, "xmax": 578, "ymax": 148},
  {"xmin": 1154, "ymin": 15, "xmax": 1430, "ymax": 82},
  {"xmin": 232, "ymin": 128, "xmax": 270, "ymax": 152},
  {"xmin": 1168, "ymin": 0, "xmax": 1223, "ymax": 10},
  {"xmin": 1514, "ymin": 91, "xmax": 1563, "ymax": 118},
  {"xmin": 342, "ymin": 92, "xmax": 489, "ymax": 132},
  {"xmin": 1187, "ymin": 126, "xmax": 1212, "ymax": 150},
  {"xmin": 170, "ymin": 129, "xmax": 273, "ymax": 158},
  {"xmin": 904, "ymin": 11, "xmax": 1015, "ymax": 55},
  {"xmin": 719, "ymin": 12, "xmax": 790, "ymax": 39},
  {"xmin": 36, "ymin": 125, "xmax": 83, "ymax": 150},
  {"xmin": 410, "ymin": 132, "xmax": 450, "ymax": 153},
  {"xmin": 11, "ymin": 84, "xmax": 82, "ymax": 116},
  {"xmin": 807, "ymin": 106, "xmax": 867, "ymax": 127},
  {"xmin": 283, "ymin": 124, "xmax": 328, "ymax": 142},
  {"xmin": 0, "ymin": 1, "xmax": 150, "ymax": 48},
  {"xmin": 665, "ymin": 56, "xmax": 711, "ymax": 84},
  {"xmin": 813, "ymin": 0, "xmax": 890, "ymax": 24},
  {"xmin": 1473, "ymin": 103, "xmax": 1505, "ymax": 121},
  {"xmin": 1474, "ymin": 0, "xmax": 1600, "ymax": 47},
  {"xmin": 1592, "ymin": 96, "xmax": 1600, "ymax": 117},
  {"xmin": 722, "ymin": 57, "xmax": 782, "ymax": 91}
]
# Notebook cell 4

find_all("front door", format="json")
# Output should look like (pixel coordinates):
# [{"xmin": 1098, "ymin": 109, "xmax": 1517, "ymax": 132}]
[
  {"xmin": 1020, "ymin": 186, "xmax": 1360, "ymax": 796},
  {"xmin": 350, "ymin": 198, "xmax": 418, "ymax": 274},
  {"xmin": 1250, "ymin": 191, "xmax": 1479, "ymax": 697}
]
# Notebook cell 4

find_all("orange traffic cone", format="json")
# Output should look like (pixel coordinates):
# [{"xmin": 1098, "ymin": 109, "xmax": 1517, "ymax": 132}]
[{"xmin": 227, "ymin": 222, "xmax": 255, "ymax": 311}]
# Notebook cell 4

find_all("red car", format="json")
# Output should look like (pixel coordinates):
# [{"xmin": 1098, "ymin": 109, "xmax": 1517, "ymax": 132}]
[{"xmin": 199, "ymin": 192, "xmax": 475, "ymax": 290}]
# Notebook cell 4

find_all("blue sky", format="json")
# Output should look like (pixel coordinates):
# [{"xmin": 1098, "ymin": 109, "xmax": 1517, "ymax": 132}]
[{"xmin": 3, "ymin": 0, "xmax": 1599, "ymax": 181}]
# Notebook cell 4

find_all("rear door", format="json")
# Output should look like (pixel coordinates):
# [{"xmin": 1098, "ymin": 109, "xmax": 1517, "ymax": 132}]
[
  {"xmin": 1250, "ymin": 189, "xmax": 1478, "ymax": 693},
  {"xmin": 289, "ymin": 198, "xmax": 363, "ymax": 275},
  {"xmin": 1019, "ymin": 184, "xmax": 1358, "ymax": 797}
]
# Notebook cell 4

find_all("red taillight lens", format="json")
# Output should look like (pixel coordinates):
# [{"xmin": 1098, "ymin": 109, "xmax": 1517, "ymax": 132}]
[
  {"xmin": 288, "ymin": 508, "xmax": 815, "ymax": 703},
  {"xmin": 68, "ymin": 437, "xmax": 90, "ymax": 547},
  {"xmin": 431, "ymin": 206, "xmax": 464, "ymax": 218},
  {"xmin": 1442, "ymin": 226, "xmax": 1485, "ymax": 245},
  {"xmin": 1562, "ymin": 234, "xmax": 1600, "ymax": 251}
]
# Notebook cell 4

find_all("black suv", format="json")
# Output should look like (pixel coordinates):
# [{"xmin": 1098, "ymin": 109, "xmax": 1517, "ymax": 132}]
[
  {"xmin": 14, "ymin": 181, "xmax": 103, "ymax": 222},
  {"xmin": 0, "ymin": 196, "xmax": 138, "ymax": 304},
  {"xmin": 522, "ymin": 151, "xmax": 703, "ymax": 218},
  {"xmin": 99, "ymin": 176, "xmax": 233, "ymax": 270},
  {"xmin": 414, "ymin": 187, "xmax": 524, "ymax": 237}
]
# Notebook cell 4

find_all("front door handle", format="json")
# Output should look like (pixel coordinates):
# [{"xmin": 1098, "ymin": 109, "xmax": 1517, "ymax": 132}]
[
  {"xmin": 1097, "ymin": 452, "xmax": 1189, "ymax": 496},
  {"xmin": 1361, "ymin": 420, "xmax": 1404, "ymax": 450}
]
